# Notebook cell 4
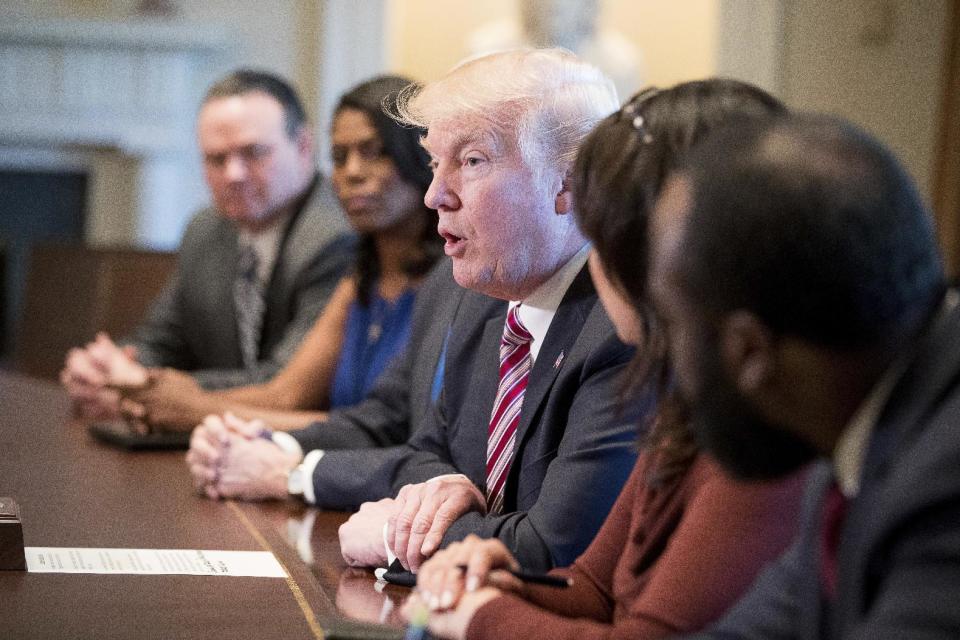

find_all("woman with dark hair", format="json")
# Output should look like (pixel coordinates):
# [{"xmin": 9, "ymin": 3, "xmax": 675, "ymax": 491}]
[
  {"xmin": 403, "ymin": 79, "xmax": 808, "ymax": 640},
  {"xmin": 121, "ymin": 75, "xmax": 442, "ymax": 431}
]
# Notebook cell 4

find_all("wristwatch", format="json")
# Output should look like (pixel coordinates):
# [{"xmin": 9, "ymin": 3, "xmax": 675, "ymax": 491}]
[{"xmin": 287, "ymin": 463, "xmax": 306, "ymax": 497}]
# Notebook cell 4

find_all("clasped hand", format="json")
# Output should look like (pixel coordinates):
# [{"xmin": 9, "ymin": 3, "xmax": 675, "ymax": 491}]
[
  {"xmin": 185, "ymin": 412, "xmax": 298, "ymax": 501},
  {"xmin": 60, "ymin": 332, "xmax": 146, "ymax": 420},
  {"xmin": 115, "ymin": 367, "xmax": 209, "ymax": 432}
]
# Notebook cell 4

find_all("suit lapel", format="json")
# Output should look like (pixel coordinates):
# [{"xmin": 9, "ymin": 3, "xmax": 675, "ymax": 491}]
[
  {"xmin": 835, "ymin": 293, "xmax": 960, "ymax": 633},
  {"xmin": 512, "ymin": 266, "xmax": 596, "ymax": 450}
]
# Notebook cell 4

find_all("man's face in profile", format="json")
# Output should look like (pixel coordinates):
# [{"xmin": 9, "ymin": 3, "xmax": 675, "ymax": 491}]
[{"xmin": 649, "ymin": 175, "xmax": 817, "ymax": 480}]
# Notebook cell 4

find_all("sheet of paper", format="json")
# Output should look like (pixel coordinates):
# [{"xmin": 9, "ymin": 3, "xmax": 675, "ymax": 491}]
[{"xmin": 24, "ymin": 547, "xmax": 286, "ymax": 578}]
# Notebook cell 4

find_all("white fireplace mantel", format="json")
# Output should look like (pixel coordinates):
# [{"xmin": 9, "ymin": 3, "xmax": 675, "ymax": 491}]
[{"xmin": 0, "ymin": 18, "xmax": 231, "ymax": 248}]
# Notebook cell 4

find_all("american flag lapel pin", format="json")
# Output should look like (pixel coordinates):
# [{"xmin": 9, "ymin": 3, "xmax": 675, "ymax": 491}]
[{"xmin": 553, "ymin": 351, "xmax": 565, "ymax": 369}]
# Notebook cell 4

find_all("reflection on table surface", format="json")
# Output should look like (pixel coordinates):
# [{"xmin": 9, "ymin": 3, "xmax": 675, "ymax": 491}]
[{"xmin": 0, "ymin": 371, "xmax": 408, "ymax": 639}]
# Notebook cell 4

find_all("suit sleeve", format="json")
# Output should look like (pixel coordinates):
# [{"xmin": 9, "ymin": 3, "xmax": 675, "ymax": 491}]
[
  {"xmin": 190, "ymin": 234, "xmax": 354, "ymax": 389},
  {"xmin": 842, "ymin": 426, "xmax": 960, "ymax": 640},
  {"xmin": 396, "ymin": 330, "xmax": 644, "ymax": 571},
  {"xmin": 289, "ymin": 259, "xmax": 458, "ymax": 509},
  {"xmin": 843, "ymin": 501, "xmax": 960, "ymax": 639},
  {"xmin": 295, "ymin": 340, "xmax": 447, "ymax": 509},
  {"xmin": 288, "ymin": 343, "xmax": 419, "ymax": 510},
  {"xmin": 127, "ymin": 261, "xmax": 197, "ymax": 371}
]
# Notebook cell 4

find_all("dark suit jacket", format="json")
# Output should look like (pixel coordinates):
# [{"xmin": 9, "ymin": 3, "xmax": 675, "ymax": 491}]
[
  {"xmin": 687, "ymin": 292, "xmax": 960, "ymax": 640},
  {"xmin": 290, "ymin": 259, "xmax": 464, "ymax": 508},
  {"xmin": 390, "ymin": 266, "xmax": 649, "ymax": 570},
  {"xmin": 129, "ymin": 175, "xmax": 354, "ymax": 389}
]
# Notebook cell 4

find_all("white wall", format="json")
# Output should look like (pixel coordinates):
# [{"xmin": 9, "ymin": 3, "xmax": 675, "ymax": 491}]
[
  {"xmin": 386, "ymin": 0, "xmax": 718, "ymax": 89},
  {"xmin": 0, "ymin": 0, "xmax": 326, "ymax": 249},
  {"xmin": 780, "ymin": 0, "xmax": 949, "ymax": 202}
]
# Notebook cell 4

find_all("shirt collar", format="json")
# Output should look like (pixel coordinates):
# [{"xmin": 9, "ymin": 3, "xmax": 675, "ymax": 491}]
[
  {"xmin": 833, "ymin": 289, "xmax": 960, "ymax": 497},
  {"xmin": 509, "ymin": 244, "xmax": 590, "ymax": 363}
]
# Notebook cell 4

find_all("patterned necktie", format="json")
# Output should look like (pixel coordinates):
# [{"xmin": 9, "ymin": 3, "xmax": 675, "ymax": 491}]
[
  {"xmin": 486, "ymin": 305, "xmax": 533, "ymax": 514},
  {"xmin": 819, "ymin": 480, "xmax": 848, "ymax": 600},
  {"xmin": 234, "ymin": 244, "xmax": 265, "ymax": 370}
]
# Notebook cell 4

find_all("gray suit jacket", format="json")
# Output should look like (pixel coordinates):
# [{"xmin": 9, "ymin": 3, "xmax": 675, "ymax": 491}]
[
  {"xmin": 289, "ymin": 258, "xmax": 463, "ymax": 508},
  {"xmin": 130, "ymin": 175, "xmax": 354, "ymax": 389},
  {"xmin": 389, "ymin": 266, "xmax": 649, "ymax": 570},
  {"xmin": 686, "ymin": 292, "xmax": 960, "ymax": 640}
]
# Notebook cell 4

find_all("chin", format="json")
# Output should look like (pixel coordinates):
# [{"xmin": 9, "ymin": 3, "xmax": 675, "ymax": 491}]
[{"xmin": 693, "ymin": 412, "xmax": 819, "ymax": 481}]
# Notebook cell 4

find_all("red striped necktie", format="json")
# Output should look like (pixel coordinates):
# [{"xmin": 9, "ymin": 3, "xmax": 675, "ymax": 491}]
[
  {"xmin": 819, "ymin": 480, "xmax": 848, "ymax": 600},
  {"xmin": 485, "ymin": 305, "xmax": 533, "ymax": 514}
]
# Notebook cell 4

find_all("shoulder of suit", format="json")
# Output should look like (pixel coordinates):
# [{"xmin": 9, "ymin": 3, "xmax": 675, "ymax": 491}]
[
  {"xmin": 179, "ymin": 207, "xmax": 235, "ymax": 247},
  {"xmin": 292, "ymin": 174, "xmax": 351, "ymax": 240},
  {"xmin": 419, "ymin": 258, "xmax": 457, "ymax": 296}
]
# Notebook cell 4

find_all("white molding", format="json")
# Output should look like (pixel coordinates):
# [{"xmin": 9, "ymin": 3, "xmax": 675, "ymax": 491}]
[{"xmin": 0, "ymin": 18, "xmax": 229, "ymax": 248}]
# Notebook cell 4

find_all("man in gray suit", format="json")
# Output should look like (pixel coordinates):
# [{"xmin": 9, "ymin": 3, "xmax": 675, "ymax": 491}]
[
  {"xmin": 650, "ymin": 115, "xmax": 960, "ymax": 638},
  {"xmin": 186, "ymin": 49, "xmax": 646, "ymax": 574},
  {"xmin": 60, "ymin": 69, "xmax": 353, "ymax": 419}
]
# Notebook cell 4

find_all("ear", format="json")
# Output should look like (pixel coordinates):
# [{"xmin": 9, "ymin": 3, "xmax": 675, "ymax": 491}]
[
  {"xmin": 554, "ymin": 172, "xmax": 574, "ymax": 215},
  {"xmin": 718, "ymin": 310, "xmax": 775, "ymax": 394}
]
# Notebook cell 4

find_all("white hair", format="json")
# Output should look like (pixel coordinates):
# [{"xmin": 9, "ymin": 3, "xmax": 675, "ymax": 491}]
[{"xmin": 394, "ymin": 48, "xmax": 619, "ymax": 176}]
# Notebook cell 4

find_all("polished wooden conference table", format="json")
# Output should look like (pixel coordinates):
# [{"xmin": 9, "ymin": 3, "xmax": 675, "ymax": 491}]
[{"xmin": 0, "ymin": 372, "xmax": 409, "ymax": 639}]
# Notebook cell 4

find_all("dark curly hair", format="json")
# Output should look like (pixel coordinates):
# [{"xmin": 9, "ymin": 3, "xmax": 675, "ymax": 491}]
[
  {"xmin": 334, "ymin": 75, "xmax": 443, "ymax": 305},
  {"xmin": 571, "ymin": 79, "xmax": 787, "ymax": 488}
]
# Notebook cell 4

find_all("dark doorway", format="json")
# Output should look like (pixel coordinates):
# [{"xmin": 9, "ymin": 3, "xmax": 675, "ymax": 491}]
[{"xmin": 0, "ymin": 169, "xmax": 87, "ymax": 359}]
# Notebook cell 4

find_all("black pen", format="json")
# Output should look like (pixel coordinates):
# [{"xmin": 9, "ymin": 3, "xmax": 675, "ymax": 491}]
[{"xmin": 456, "ymin": 564, "xmax": 571, "ymax": 588}]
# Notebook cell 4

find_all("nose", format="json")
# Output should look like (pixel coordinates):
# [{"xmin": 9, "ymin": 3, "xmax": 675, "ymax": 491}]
[
  {"xmin": 343, "ymin": 150, "xmax": 366, "ymax": 182},
  {"xmin": 223, "ymin": 154, "xmax": 249, "ymax": 182},
  {"xmin": 425, "ymin": 170, "xmax": 460, "ymax": 212}
]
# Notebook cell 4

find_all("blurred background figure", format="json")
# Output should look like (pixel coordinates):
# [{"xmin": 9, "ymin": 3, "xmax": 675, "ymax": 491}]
[
  {"xmin": 116, "ymin": 74, "xmax": 442, "ymax": 433},
  {"xmin": 59, "ymin": 69, "xmax": 354, "ymax": 421},
  {"xmin": 468, "ymin": 0, "xmax": 644, "ymax": 100}
]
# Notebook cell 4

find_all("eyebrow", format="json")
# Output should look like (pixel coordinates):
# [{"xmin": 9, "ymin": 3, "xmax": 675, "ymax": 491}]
[{"xmin": 421, "ymin": 128, "xmax": 504, "ymax": 157}]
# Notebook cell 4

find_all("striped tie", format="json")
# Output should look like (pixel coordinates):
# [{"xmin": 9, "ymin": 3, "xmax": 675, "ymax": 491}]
[
  {"xmin": 234, "ymin": 244, "xmax": 265, "ymax": 370},
  {"xmin": 486, "ymin": 305, "xmax": 533, "ymax": 514}
]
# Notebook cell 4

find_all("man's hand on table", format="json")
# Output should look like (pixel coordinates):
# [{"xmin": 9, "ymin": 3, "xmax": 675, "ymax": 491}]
[{"xmin": 387, "ymin": 476, "xmax": 487, "ymax": 572}]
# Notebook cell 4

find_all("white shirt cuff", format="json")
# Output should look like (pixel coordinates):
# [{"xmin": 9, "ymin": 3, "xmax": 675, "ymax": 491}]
[
  {"xmin": 428, "ymin": 473, "xmax": 469, "ymax": 483},
  {"xmin": 270, "ymin": 430, "xmax": 304, "ymax": 458},
  {"xmin": 382, "ymin": 522, "xmax": 397, "ymax": 567},
  {"xmin": 299, "ymin": 449, "xmax": 325, "ymax": 505}
]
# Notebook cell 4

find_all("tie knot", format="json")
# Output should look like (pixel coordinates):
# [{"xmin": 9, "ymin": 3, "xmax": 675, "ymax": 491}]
[{"xmin": 503, "ymin": 305, "xmax": 532, "ymax": 347}]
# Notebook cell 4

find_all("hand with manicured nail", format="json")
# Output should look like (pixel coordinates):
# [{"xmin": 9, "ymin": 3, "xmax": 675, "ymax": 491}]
[{"xmin": 409, "ymin": 534, "xmax": 522, "ymax": 619}]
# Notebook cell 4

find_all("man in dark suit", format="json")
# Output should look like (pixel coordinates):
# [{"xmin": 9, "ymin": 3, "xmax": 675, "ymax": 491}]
[
  {"xmin": 59, "ymin": 69, "xmax": 353, "ymax": 418},
  {"xmin": 186, "ymin": 49, "xmax": 644, "ymax": 574},
  {"xmin": 336, "ymin": 48, "xmax": 644, "ymax": 572},
  {"xmin": 648, "ymin": 115, "xmax": 960, "ymax": 638}
]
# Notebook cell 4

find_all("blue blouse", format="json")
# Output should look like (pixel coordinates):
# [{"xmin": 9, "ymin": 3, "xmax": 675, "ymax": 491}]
[{"xmin": 329, "ymin": 287, "xmax": 417, "ymax": 409}]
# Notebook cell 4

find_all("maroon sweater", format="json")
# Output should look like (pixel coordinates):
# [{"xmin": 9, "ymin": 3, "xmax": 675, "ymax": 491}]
[{"xmin": 466, "ymin": 452, "xmax": 807, "ymax": 640}]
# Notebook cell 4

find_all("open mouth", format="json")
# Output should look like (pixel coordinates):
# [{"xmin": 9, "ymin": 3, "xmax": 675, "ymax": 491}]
[{"xmin": 440, "ymin": 230, "xmax": 465, "ymax": 256}]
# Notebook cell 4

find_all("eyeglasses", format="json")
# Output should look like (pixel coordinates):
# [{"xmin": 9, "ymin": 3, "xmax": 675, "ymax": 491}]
[{"xmin": 620, "ymin": 86, "xmax": 661, "ymax": 144}]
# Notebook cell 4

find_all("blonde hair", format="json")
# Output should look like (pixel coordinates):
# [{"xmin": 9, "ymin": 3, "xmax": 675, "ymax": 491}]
[{"xmin": 394, "ymin": 48, "xmax": 618, "ymax": 175}]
